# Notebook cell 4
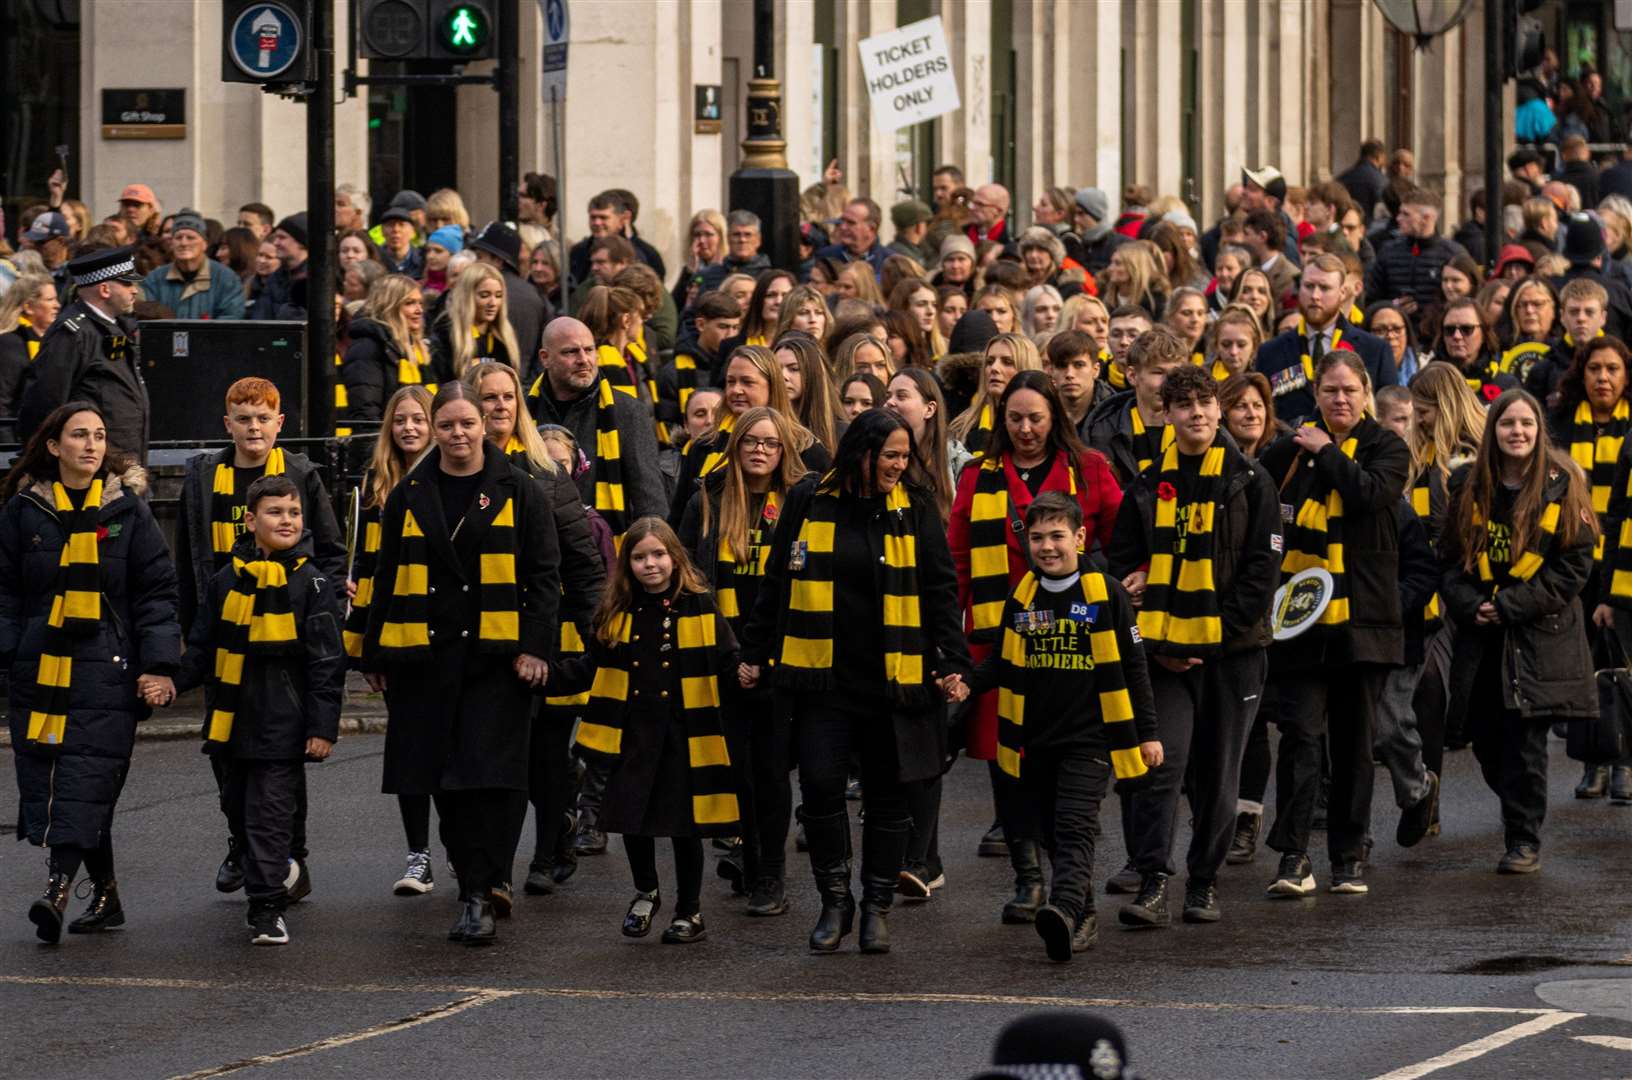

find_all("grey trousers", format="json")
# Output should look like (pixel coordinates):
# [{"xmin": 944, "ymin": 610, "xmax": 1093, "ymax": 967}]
[{"xmin": 1373, "ymin": 662, "xmax": 1432, "ymax": 809}]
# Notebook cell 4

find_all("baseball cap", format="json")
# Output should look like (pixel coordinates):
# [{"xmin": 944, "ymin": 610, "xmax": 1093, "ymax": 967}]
[
  {"xmin": 23, "ymin": 210, "xmax": 71, "ymax": 243},
  {"xmin": 1242, "ymin": 166, "xmax": 1288, "ymax": 202},
  {"xmin": 119, "ymin": 183, "xmax": 157, "ymax": 206}
]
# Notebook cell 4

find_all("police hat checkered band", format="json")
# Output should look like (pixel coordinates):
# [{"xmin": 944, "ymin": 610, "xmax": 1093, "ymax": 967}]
[
  {"xmin": 75, "ymin": 257, "xmax": 138, "ymax": 286},
  {"xmin": 1001, "ymin": 1065, "xmax": 1086, "ymax": 1080}
]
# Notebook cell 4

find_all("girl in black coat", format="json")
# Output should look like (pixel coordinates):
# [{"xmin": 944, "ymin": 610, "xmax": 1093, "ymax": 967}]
[
  {"xmin": 1441, "ymin": 389, "xmax": 1597, "ymax": 874},
  {"xmin": 739, "ymin": 409, "xmax": 971, "ymax": 955},
  {"xmin": 550, "ymin": 518, "xmax": 740, "ymax": 944},
  {"xmin": 462, "ymin": 361, "xmax": 607, "ymax": 895},
  {"xmin": 677, "ymin": 406, "xmax": 809, "ymax": 915},
  {"xmin": 361, "ymin": 382, "xmax": 560, "ymax": 945},
  {"xmin": 339, "ymin": 274, "xmax": 435, "ymax": 427},
  {"xmin": 1257, "ymin": 351, "xmax": 1410, "ymax": 899},
  {"xmin": 0, "ymin": 402, "xmax": 181, "ymax": 943}
]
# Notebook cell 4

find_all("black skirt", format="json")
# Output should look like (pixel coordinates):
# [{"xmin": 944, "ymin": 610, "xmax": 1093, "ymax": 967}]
[{"xmin": 598, "ymin": 700, "xmax": 700, "ymax": 838}]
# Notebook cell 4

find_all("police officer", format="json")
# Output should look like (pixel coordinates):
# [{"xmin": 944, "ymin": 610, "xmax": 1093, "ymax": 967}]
[{"xmin": 17, "ymin": 246, "xmax": 150, "ymax": 461}]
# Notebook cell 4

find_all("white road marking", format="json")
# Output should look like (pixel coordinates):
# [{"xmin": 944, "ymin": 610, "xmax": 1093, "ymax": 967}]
[
  {"xmin": 164, "ymin": 989, "xmax": 512, "ymax": 1080},
  {"xmin": 1575, "ymin": 1034, "xmax": 1632, "ymax": 1051},
  {"xmin": 1369, "ymin": 1011, "xmax": 1583, "ymax": 1080}
]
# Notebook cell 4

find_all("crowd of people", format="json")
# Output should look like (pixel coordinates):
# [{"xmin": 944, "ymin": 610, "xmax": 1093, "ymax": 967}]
[{"xmin": 3, "ymin": 136, "xmax": 1631, "ymax": 960}]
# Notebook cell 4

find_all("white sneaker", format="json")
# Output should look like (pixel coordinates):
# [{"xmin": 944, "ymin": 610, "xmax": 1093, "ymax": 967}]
[{"xmin": 250, "ymin": 912, "xmax": 289, "ymax": 946}]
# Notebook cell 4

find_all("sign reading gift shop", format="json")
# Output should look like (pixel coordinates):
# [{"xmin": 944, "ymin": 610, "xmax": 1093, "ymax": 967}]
[
  {"xmin": 101, "ymin": 89, "xmax": 186, "ymax": 140},
  {"xmin": 857, "ymin": 16, "xmax": 960, "ymax": 133}
]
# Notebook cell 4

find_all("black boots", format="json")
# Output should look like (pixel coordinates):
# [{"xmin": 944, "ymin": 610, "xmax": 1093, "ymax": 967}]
[
  {"xmin": 1226, "ymin": 812, "xmax": 1261, "ymax": 864},
  {"xmin": 858, "ymin": 816, "xmax": 911, "ymax": 955},
  {"xmin": 68, "ymin": 879, "xmax": 124, "ymax": 934},
  {"xmin": 1001, "ymin": 840, "xmax": 1045, "ymax": 924},
  {"xmin": 216, "ymin": 836, "xmax": 245, "ymax": 893},
  {"xmin": 1575, "ymin": 763, "xmax": 1610, "ymax": 799},
  {"xmin": 803, "ymin": 809, "xmax": 855, "ymax": 953},
  {"xmin": 28, "ymin": 863, "xmax": 74, "ymax": 944},
  {"xmin": 449, "ymin": 894, "xmax": 496, "ymax": 945}
]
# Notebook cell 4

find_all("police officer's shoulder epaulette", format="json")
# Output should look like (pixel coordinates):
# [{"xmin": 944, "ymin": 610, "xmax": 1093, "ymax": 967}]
[{"xmin": 59, "ymin": 314, "xmax": 83, "ymax": 334}]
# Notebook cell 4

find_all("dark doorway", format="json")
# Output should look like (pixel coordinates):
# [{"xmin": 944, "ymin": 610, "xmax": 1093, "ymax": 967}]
[
  {"xmin": 0, "ymin": 0, "xmax": 80, "ymax": 244},
  {"xmin": 366, "ymin": 64, "xmax": 458, "ymax": 216}
]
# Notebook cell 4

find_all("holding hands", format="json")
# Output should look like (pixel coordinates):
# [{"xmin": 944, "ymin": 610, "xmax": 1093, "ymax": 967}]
[
  {"xmin": 937, "ymin": 673, "xmax": 970, "ymax": 703},
  {"xmin": 138, "ymin": 673, "xmax": 175, "ymax": 708},
  {"xmin": 738, "ymin": 663, "xmax": 760, "ymax": 689}
]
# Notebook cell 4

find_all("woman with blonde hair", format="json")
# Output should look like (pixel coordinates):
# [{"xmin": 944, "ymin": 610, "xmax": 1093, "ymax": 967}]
[
  {"xmin": 889, "ymin": 278, "xmax": 945, "ymax": 359},
  {"xmin": 947, "ymin": 332, "xmax": 1043, "ymax": 455},
  {"xmin": 425, "ymin": 188, "xmax": 471, "ymax": 231},
  {"xmin": 835, "ymin": 261, "xmax": 883, "ymax": 305},
  {"xmin": 772, "ymin": 283, "xmax": 831, "ymax": 345},
  {"xmin": 340, "ymin": 273, "xmax": 434, "ymax": 425},
  {"xmin": 431, "ymin": 262, "xmax": 521, "ymax": 381},
  {"xmin": 1099, "ymin": 240, "xmax": 1170, "ymax": 321},
  {"xmin": 0, "ymin": 273, "xmax": 58, "ymax": 428},
  {"xmin": 772, "ymin": 331, "xmax": 844, "ymax": 455},
  {"xmin": 975, "ymin": 283, "xmax": 1020, "ymax": 334},
  {"xmin": 1208, "ymin": 304, "xmax": 1264, "ymax": 380},
  {"xmin": 832, "ymin": 331, "xmax": 895, "ymax": 386}
]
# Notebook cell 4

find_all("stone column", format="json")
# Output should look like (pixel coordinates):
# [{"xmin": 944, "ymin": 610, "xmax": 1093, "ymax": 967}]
[
  {"xmin": 833, "ymin": 0, "xmax": 898, "ymax": 210},
  {"xmin": 1413, "ymin": 24, "xmax": 1464, "ymax": 225},
  {"xmin": 934, "ymin": 0, "xmax": 990, "ymax": 186},
  {"xmin": 1123, "ymin": 0, "xmax": 1182, "ymax": 199}
]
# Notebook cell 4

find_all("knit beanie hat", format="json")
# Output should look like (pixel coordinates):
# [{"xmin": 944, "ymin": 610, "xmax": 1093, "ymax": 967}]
[{"xmin": 427, "ymin": 225, "xmax": 465, "ymax": 254}]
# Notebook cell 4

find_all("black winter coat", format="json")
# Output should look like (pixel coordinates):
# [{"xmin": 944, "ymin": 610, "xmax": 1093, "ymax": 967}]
[
  {"xmin": 0, "ymin": 323, "xmax": 41, "ymax": 437},
  {"xmin": 738, "ymin": 477, "xmax": 971, "ymax": 784},
  {"xmin": 178, "ymin": 532, "xmax": 344, "ymax": 759},
  {"xmin": 1337, "ymin": 158, "xmax": 1388, "ymax": 218},
  {"xmin": 2, "ymin": 468, "xmax": 181, "ymax": 849},
  {"xmin": 1083, "ymin": 389, "xmax": 1148, "ymax": 487},
  {"xmin": 17, "ymin": 302, "xmax": 149, "ymax": 460},
  {"xmin": 339, "ymin": 318, "xmax": 432, "ymax": 426},
  {"xmin": 1440, "ymin": 464, "xmax": 1596, "ymax": 720},
  {"xmin": 501, "ymin": 267, "xmax": 549, "ymax": 386},
  {"xmin": 175, "ymin": 447, "xmax": 347, "ymax": 634},
  {"xmin": 1105, "ymin": 438, "xmax": 1281, "ymax": 654},
  {"xmin": 667, "ymin": 428, "xmax": 831, "ymax": 526},
  {"xmin": 1395, "ymin": 500, "xmax": 1441, "ymax": 666},
  {"xmin": 427, "ymin": 315, "xmax": 517, "ymax": 384},
  {"xmin": 1259, "ymin": 418, "xmax": 1410, "ymax": 669},
  {"xmin": 363, "ymin": 448, "xmax": 561, "ymax": 794},
  {"xmin": 1366, "ymin": 234, "xmax": 1470, "ymax": 322},
  {"xmin": 1254, "ymin": 319, "xmax": 1397, "ymax": 426},
  {"xmin": 527, "ymin": 376, "xmax": 669, "ymax": 523},
  {"xmin": 506, "ymin": 449, "xmax": 606, "ymax": 628}
]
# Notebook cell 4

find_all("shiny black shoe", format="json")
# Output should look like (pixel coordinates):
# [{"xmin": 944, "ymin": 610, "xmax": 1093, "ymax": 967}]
[
  {"xmin": 660, "ymin": 913, "xmax": 706, "ymax": 944},
  {"xmin": 715, "ymin": 849, "xmax": 746, "ymax": 895},
  {"xmin": 1071, "ymin": 912, "xmax": 1099, "ymax": 953},
  {"xmin": 1397, "ymin": 771, "xmax": 1439, "ymax": 848},
  {"xmin": 216, "ymin": 838, "xmax": 245, "ymax": 893},
  {"xmin": 1576, "ymin": 763, "xmax": 1610, "ymax": 799},
  {"xmin": 622, "ymin": 890, "xmax": 661, "ymax": 938},
  {"xmin": 490, "ymin": 882, "xmax": 513, "ymax": 918},
  {"xmin": 28, "ymin": 868, "xmax": 74, "ymax": 944},
  {"xmin": 524, "ymin": 867, "xmax": 555, "ymax": 896},
  {"xmin": 1034, "ymin": 904, "xmax": 1074, "ymax": 962},
  {"xmin": 67, "ymin": 879, "xmax": 124, "ymax": 934},
  {"xmin": 976, "ymin": 821, "xmax": 1007, "ymax": 857},
  {"xmin": 1118, "ymin": 873, "xmax": 1170, "ymax": 928},
  {"xmin": 462, "ymin": 897, "xmax": 496, "ymax": 945},
  {"xmin": 573, "ymin": 826, "xmax": 608, "ymax": 856},
  {"xmin": 1181, "ymin": 880, "xmax": 1220, "ymax": 923},
  {"xmin": 746, "ymin": 877, "xmax": 788, "ymax": 917},
  {"xmin": 284, "ymin": 859, "xmax": 311, "ymax": 904},
  {"xmin": 1226, "ymin": 812, "xmax": 1261, "ymax": 865}
]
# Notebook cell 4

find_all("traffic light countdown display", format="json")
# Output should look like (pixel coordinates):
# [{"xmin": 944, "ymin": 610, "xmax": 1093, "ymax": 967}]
[{"xmin": 357, "ymin": 0, "xmax": 495, "ymax": 61}]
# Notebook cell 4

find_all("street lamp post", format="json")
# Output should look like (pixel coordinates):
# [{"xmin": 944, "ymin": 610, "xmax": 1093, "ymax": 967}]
[{"xmin": 728, "ymin": 0, "xmax": 800, "ymax": 272}]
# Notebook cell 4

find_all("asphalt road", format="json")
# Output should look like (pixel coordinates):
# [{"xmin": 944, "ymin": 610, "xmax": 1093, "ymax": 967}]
[{"xmin": 1, "ymin": 732, "xmax": 1629, "ymax": 1080}]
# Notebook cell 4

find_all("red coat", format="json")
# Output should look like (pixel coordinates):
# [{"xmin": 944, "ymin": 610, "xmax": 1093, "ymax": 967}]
[{"xmin": 947, "ymin": 449, "xmax": 1122, "ymax": 759}]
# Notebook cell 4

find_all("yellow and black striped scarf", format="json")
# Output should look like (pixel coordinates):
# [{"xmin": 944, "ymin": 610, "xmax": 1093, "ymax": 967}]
[
  {"xmin": 600, "ymin": 339, "xmax": 672, "ymax": 449},
  {"xmin": 1568, "ymin": 397, "xmax": 1628, "ymax": 562},
  {"xmin": 529, "ymin": 375, "xmax": 633, "ymax": 543},
  {"xmin": 333, "ymin": 352, "xmax": 351, "ymax": 437},
  {"xmin": 576, "ymin": 593, "xmax": 739, "ymax": 835},
  {"xmin": 965, "ymin": 454, "xmax": 1080, "ymax": 640},
  {"xmin": 375, "ymin": 496, "xmax": 521, "ymax": 656},
  {"xmin": 342, "ymin": 501, "xmax": 382, "ymax": 659},
  {"xmin": 698, "ymin": 412, "xmax": 738, "ymax": 480},
  {"xmin": 396, "ymin": 341, "xmax": 433, "ymax": 390},
  {"xmin": 18, "ymin": 315, "xmax": 40, "ymax": 361},
  {"xmin": 714, "ymin": 491, "xmax": 777, "ymax": 622},
  {"xmin": 25, "ymin": 480, "xmax": 104, "ymax": 749},
  {"xmin": 1279, "ymin": 420, "xmax": 1367, "ymax": 629},
  {"xmin": 1409, "ymin": 450, "xmax": 1442, "ymax": 625},
  {"xmin": 1103, "ymin": 351, "xmax": 1125, "ymax": 390},
  {"xmin": 776, "ymin": 478, "xmax": 928, "ymax": 701},
  {"xmin": 210, "ymin": 448, "xmax": 286, "ymax": 558},
  {"xmin": 1137, "ymin": 440, "xmax": 1227, "ymax": 656},
  {"xmin": 204, "ymin": 550, "xmax": 305, "ymax": 750},
  {"xmin": 1348, "ymin": 303, "xmax": 1365, "ymax": 327},
  {"xmin": 1473, "ymin": 492, "xmax": 1562, "ymax": 588},
  {"xmin": 1608, "ymin": 460, "xmax": 1632, "ymax": 601},
  {"xmin": 1129, "ymin": 403, "xmax": 1175, "ymax": 474},
  {"xmin": 1296, "ymin": 317, "xmax": 1343, "ymax": 386},
  {"xmin": 994, "ymin": 571, "xmax": 1148, "ymax": 782}
]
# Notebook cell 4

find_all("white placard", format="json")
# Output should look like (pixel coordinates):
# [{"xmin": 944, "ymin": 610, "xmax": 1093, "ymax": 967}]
[{"xmin": 858, "ymin": 16, "xmax": 960, "ymax": 134}]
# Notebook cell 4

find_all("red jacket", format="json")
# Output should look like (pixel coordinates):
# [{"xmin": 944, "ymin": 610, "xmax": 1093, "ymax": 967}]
[{"xmin": 947, "ymin": 448, "xmax": 1123, "ymax": 758}]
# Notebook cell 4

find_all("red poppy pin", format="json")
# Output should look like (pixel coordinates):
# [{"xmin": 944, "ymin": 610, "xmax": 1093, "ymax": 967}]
[
  {"xmin": 1334, "ymin": 339, "xmax": 1356, "ymax": 352},
  {"xmin": 477, "ymin": 493, "xmax": 491, "ymax": 511},
  {"xmin": 1481, "ymin": 383, "xmax": 1501, "ymax": 402},
  {"xmin": 762, "ymin": 502, "xmax": 780, "ymax": 524},
  {"xmin": 95, "ymin": 526, "xmax": 109, "ymax": 542},
  {"xmin": 1157, "ymin": 482, "xmax": 1177, "ymax": 501}
]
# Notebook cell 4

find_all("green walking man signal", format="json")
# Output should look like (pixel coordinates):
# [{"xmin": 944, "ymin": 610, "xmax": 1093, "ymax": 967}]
[{"xmin": 439, "ymin": 3, "xmax": 489, "ymax": 54}]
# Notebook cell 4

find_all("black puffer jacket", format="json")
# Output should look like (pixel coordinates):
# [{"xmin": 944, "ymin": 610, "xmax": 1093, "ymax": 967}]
[
  {"xmin": 0, "ymin": 467, "xmax": 181, "ymax": 848},
  {"xmin": 178, "ymin": 532, "xmax": 345, "ymax": 759},
  {"xmin": 1365, "ymin": 234, "xmax": 1469, "ymax": 320},
  {"xmin": 339, "ymin": 318, "xmax": 433, "ymax": 426},
  {"xmin": 1083, "ymin": 389, "xmax": 1147, "ymax": 487},
  {"xmin": 1440, "ymin": 463, "xmax": 1596, "ymax": 721}
]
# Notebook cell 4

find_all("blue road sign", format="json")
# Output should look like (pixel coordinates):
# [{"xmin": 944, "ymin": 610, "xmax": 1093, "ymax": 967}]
[{"xmin": 229, "ymin": 2, "xmax": 304, "ymax": 79}]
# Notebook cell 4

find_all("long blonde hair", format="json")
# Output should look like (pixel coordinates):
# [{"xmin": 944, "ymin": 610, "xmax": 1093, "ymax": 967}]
[
  {"xmin": 1408, "ymin": 360, "xmax": 1487, "ymax": 483},
  {"xmin": 0, "ymin": 272, "xmax": 53, "ymax": 335},
  {"xmin": 444, "ymin": 263, "xmax": 521, "ymax": 378},
  {"xmin": 772, "ymin": 332, "xmax": 843, "ymax": 454},
  {"xmin": 948, "ymin": 332, "xmax": 1043, "ymax": 443},
  {"xmin": 461, "ymin": 361, "xmax": 556, "ymax": 475},
  {"xmin": 1102, "ymin": 240, "xmax": 1170, "ymax": 314},
  {"xmin": 364, "ymin": 274, "xmax": 428, "ymax": 364},
  {"xmin": 772, "ymin": 284, "xmax": 830, "ymax": 344},
  {"xmin": 699, "ymin": 406, "xmax": 808, "ymax": 563},
  {"xmin": 367, "ymin": 385, "xmax": 434, "ymax": 510}
]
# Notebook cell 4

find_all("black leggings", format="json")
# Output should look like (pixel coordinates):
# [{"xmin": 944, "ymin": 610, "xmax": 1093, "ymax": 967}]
[
  {"xmin": 51, "ymin": 834, "xmax": 114, "ymax": 880},
  {"xmin": 725, "ymin": 684, "xmax": 794, "ymax": 882},
  {"xmin": 796, "ymin": 702, "xmax": 909, "ymax": 823},
  {"xmin": 399, "ymin": 793, "xmax": 431, "ymax": 852},
  {"xmin": 624, "ymin": 835, "xmax": 704, "ymax": 916}
]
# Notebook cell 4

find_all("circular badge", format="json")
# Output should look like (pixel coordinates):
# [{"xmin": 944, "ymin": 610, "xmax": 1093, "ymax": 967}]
[
  {"xmin": 1272, "ymin": 567, "xmax": 1334, "ymax": 641},
  {"xmin": 229, "ymin": 2, "xmax": 304, "ymax": 79}
]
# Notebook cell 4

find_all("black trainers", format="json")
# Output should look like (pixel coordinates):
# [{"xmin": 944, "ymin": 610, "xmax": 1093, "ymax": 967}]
[
  {"xmin": 1396, "ymin": 771, "xmax": 1439, "ymax": 848},
  {"xmin": 1226, "ymin": 812, "xmax": 1260, "ymax": 865},
  {"xmin": 216, "ymin": 838, "xmax": 245, "ymax": 893},
  {"xmin": 1267, "ymin": 853, "xmax": 1316, "ymax": 897},
  {"xmin": 976, "ymin": 821, "xmax": 1007, "ymax": 857},
  {"xmin": 1329, "ymin": 862, "xmax": 1368, "ymax": 894},
  {"xmin": 897, "ymin": 866, "xmax": 932, "ymax": 901},
  {"xmin": 1105, "ymin": 863, "xmax": 1141, "ymax": 895},
  {"xmin": 715, "ymin": 849, "xmax": 746, "ymax": 895},
  {"xmin": 1117, "ymin": 874, "xmax": 1169, "ymax": 928},
  {"xmin": 746, "ymin": 877, "xmax": 788, "ymax": 917},
  {"xmin": 249, "ymin": 908, "xmax": 289, "ymax": 946},
  {"xmin": 1034, "ymin": 904, "xmax": 1074, "ymax": 962},
  {"xmin": 1182, "ymin": 880, "xmax": 1220, "ymax": 923},
  {"xmin": 394, "ymin": 850, "xmax": 435, "ymax": 896},
  {"xmin": 1497, "ymin": 844, "xmax": 1541, "ymax": 874},
  {"xmin": 284, "ymin": 859, "xmax": 311, "ymax": 904}
]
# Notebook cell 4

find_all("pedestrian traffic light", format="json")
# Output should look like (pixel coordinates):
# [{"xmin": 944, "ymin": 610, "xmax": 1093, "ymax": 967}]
[
  {"xmin": 223, "ymin": 0, "xmax": 315, "ymax": 85},
  {"xmin": 1505, "ymin": 0, "xmax": 1547, "ymax": 81},
  {"xmin": 429, "ymin": 1, "xmax": 495, "ymax": 60},
  {"xmin": 359, "ymin": 0, "xmax": 427, "ymax": 59}
]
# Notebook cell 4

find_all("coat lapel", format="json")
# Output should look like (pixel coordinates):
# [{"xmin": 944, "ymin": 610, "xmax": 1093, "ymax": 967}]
[{"xmin": 401, "ymin": 461, "xmax": 465, "ymax": 582}]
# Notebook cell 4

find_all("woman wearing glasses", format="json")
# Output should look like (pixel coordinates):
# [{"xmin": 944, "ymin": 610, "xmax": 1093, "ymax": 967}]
[{"xmin": 1434, "ymin": 299, "xmax": 1513, "ymax": 404}]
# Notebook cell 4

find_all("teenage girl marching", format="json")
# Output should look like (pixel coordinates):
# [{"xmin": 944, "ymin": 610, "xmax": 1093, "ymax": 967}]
[{"xmin": 549, "ymin": 517, "xmax": 742, "ymax": 943}]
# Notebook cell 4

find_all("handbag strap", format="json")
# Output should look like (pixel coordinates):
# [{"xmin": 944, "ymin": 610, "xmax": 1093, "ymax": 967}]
[{"xmin": 1599, "ymin": 624, "xmax": 1630, "ymax": 671}]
